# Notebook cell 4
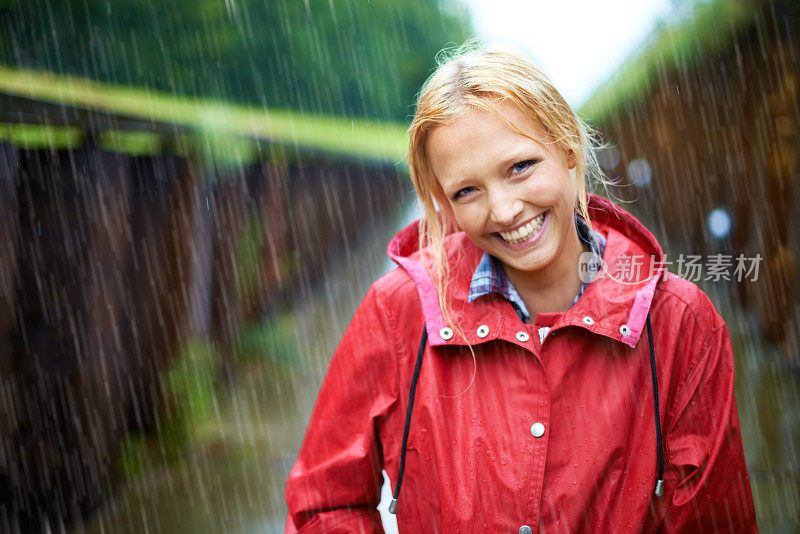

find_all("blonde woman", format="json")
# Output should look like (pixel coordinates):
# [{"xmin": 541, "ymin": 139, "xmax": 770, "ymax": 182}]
[{"xmin": 285, "ymin": 44, "xmax": 757, "ymax": 533}]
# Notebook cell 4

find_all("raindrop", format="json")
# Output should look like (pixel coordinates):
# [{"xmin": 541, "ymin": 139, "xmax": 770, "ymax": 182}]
[
  {"xmin": 707, "ymin": 208, "xmax": 732, "ymax": 238},
  {"xmin": 627, "ymin": 158, "xmax": 652, "ymax": 187},
  {"xmin": 597, "ymin": 146, "xmax": 620, "ymax": 170}
]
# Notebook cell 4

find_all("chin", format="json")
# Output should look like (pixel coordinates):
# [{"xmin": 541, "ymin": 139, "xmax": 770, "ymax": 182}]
[{"xmin": 495, "ymin": 250, "xmax": 554, "ymax": 275}]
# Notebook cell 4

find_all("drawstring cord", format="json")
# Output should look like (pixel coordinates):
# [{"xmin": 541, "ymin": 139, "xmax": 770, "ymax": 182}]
[
  {"xmin": 390, "ymin": 315, "xmax": 665, "ymax": 513},
  {"xmin": 647, "ymin": 314, "xmax": 665, "ymax": 496},
  {"xmin": 389, "ymin": 325, "xmax": 427, "ymax": 514}
]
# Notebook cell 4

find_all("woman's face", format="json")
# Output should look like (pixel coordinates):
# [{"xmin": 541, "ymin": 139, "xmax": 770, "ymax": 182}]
[{"xmin": 426, "ymin": 100, "xmax": 579, "ymax": 280}]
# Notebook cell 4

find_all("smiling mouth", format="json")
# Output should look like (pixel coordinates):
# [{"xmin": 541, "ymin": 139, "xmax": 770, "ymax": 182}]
[{"xmin": 498, "ymin": 212, "xmax": 547, "ymax": 244}]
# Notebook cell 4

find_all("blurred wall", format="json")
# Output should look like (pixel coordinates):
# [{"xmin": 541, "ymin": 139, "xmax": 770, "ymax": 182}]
[
  {"xmin": 595, "ymin": 0, "xmax": 799, "ymax": 352},
  {"xmin": 0, "ymin": 140, "xmax": 405, "ymax": 530}
]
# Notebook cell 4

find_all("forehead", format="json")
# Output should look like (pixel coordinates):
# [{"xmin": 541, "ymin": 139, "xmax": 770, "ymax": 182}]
[{"xmin": 425, "ymin": 100, "xmax": 550, "ymax": 179}]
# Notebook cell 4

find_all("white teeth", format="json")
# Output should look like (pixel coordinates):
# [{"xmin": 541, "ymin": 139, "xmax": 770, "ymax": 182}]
[{"xmin": 499, "ymin": 212, "xmax": 546, "ymax": 244}]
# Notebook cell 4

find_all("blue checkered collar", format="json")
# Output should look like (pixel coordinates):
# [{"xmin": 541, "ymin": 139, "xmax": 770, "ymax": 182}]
[{"xmin": 467, "ymin": 215, "xmax": 606, "ymax": 322}]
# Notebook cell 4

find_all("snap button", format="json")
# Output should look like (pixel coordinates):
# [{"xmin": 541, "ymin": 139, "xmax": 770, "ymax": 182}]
[
  {"xmin": 620, "ymin": 324, "xmax": 631, "ymax": 336},
  {"xmin": 515, "ymin": 331, "xmax": 530, "ymax": 342},
  {"xmin": 519, "ymin": 526, "xmax": 533, "ymax": 534},
  {"xmin": 439, "ymin": 327, "xmax": 453, "ymax": 341},
  {"xmin": 530, "ymin": 422, "xmax": 545, "ymax": 438},
  {"xmin": 582, "ymin": 316, "xmax": 594, "ymax": 326},
  {"xmin": 476, "ymin": 325, "xmax": 489, "ymax": 338}
]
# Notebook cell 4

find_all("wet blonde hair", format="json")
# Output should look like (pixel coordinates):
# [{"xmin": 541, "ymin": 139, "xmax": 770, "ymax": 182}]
[{"xmin": 407, "ymin": 42, "xmax": 607, "ymax": 322}]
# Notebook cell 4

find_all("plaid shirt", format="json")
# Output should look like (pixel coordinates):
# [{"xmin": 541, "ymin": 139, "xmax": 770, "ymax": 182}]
[{"xmin": 468, "ymin": 216, "xmax": 606, "ymax": 322}]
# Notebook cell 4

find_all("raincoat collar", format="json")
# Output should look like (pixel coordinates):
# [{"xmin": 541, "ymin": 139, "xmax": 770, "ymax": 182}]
[{"xmin": 387, "ymin": 194, "xmax": 665, "ymax": 349}]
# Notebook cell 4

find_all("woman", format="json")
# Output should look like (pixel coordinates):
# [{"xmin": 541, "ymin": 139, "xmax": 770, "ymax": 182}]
[{"xmin": 285, "ymin": 44, "xmax": 757, "ymax": 533}]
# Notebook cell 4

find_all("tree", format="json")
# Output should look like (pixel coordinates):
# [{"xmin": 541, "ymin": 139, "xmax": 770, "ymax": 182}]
[{"xmin": 0, "ymin": 0, "xmax": 472, "ymax": 121}]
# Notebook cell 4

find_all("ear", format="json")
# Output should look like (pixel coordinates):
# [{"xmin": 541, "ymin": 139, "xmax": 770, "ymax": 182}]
[{"xmin": 567, "ymin": 149, "xmax": 577, "ymax": 169}]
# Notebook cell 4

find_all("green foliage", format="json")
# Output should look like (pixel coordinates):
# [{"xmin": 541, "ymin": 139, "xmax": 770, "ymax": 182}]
[
  {"xmin": 235, "ymin": 213, "xmax": 264, "ymax": 301},
  {"xmin": 580, "ymin": 0, "xmax": 754, "ymax": 123},
  {"xmin": 0, "ymin": 0, "xmax": 471, "ymax": 121},
  {"xmin": 236, "ymin": 313, "xmax": 298, "ymax": 364},
  {"xmin": 0, "ymin": 122, "xmax": 83, "ymax": 148},
  {"xmin": 98, "ymin": 130, "xmax": 162, "ymax": 154},
  {"xmin": 116, "ymin": 433, "xmax": 148, "ymax": 479},
  {"xmin": 115, "ymin": 338, "xmax": 222, "ymax": 478},
  {"xmin": 195, "ymin": 128, "xmax": 259, "ymax": 169},
  {"xmin": 165, "ymin": 339, "xmax": 220, "ymax": 431},
  {"xmin": 0, "ymin": 66, "xmax": 410, "ymax": 162}
]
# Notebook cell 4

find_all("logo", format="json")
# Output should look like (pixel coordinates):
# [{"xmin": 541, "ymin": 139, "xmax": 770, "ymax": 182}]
[{"xmin": 578, "ymin": 251, "xmax": 603, "ymax": 283}]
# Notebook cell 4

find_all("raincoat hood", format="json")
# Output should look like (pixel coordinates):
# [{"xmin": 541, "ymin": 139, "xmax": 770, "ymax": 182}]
[{"xmin": 388, "ymin": 193, "xmax": 665, "ymax": 348}]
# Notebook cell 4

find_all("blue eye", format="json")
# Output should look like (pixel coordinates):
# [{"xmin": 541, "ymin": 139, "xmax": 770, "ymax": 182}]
[
  {"xmin": 512, "ymin": 159, "xmax": 538, "ymax": 173},
  {"xmin": 452, "ymin": 186, "xmax": 476, "ymax": 200}
]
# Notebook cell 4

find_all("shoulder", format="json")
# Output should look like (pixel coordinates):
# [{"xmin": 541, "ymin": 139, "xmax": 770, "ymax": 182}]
[
  {"xmin": 653, "ymin": 271, "xmax": 727, "ymax": 338},
  {"xmin": 370, "ymin": 265, "xmax": 421, "ymax": 305},
  {"xmin": 362, "ymin": 266, "xmax": 427, "ymax": 339}
]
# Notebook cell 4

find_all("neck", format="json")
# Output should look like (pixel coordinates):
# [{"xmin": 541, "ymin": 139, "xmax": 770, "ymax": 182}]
[{"xmin": 503, "ymin": 220, "xmax": 586, "ymax": 317}]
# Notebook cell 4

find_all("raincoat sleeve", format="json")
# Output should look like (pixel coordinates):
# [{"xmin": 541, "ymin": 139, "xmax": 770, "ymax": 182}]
[
  {"xmin": 661, "ymin": 320, "xmax": 758, "ymax": 532},
  {"xmin": 284, "ymin": 284, "xmax": 398, "ymax": 533}
]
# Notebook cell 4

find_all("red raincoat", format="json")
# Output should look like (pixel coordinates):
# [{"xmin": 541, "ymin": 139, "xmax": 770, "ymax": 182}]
[{"xmin": 285, "ymin": 195, "xmax": 757, "ymax": 532}]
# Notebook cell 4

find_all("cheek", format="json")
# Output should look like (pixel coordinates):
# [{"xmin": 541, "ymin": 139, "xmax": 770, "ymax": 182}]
[
  {"xmin": 450, "ymin": 205, "xmax": 482, "ymax": 236},
  {"xmin": 450, "ymin": 210, "xmax": 468, "ymax": 233},
  {"xmin": 522, "ymin": 181, "xmax": 561, "ymax": 207},
  {"xmin": 532, "ymin": 172, "xmax": 575, "ymax": 205}
]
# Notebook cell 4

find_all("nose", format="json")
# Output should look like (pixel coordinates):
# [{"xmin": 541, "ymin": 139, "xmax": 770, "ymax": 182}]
[{"xmin": 488, "ymin": 185, "xmax": 524, "ymax": 226}]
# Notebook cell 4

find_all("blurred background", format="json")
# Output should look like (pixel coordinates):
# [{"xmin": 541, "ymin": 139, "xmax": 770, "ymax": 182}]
[{"xmin": 0, "ymin": 0, "xmax": 797, "ymax": 532}]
